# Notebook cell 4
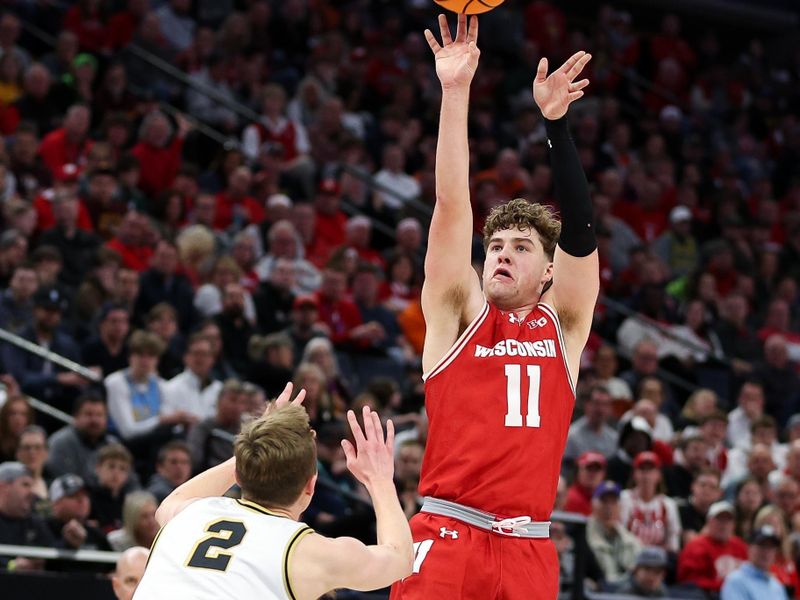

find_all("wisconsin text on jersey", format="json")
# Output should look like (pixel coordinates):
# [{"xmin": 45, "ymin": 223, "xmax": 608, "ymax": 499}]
[{"xmin": 474, "ymin": 339, "xmax": 558, "ymax": 358}]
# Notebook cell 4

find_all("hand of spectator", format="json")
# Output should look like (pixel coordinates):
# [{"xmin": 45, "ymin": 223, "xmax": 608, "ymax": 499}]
[
  {"xmin": 0, "ymin": 374, "xmax": 19, "ymax": 397},
  {"xmin": 533, "ymin": 51, "xmax": 591, "ymax": 120},
  {"xmin": 341, "ymin": 407, "xmax": 395, "ymax": 489},
  {"xmin": 62, "ymin": 518, "xmax": 87, "ymax": 548},
  {"xmin": 12, "ymin": 557, "xmax": 45, "ymax": 571},
  {"xmin": 56, "ymin": 372, "xmax": 91, "ymax": 387},
  {"xmin": 175, "ymin": 112, "xmax": 194, "ymax": 137},
  {"xmin": 425, "ymin": 13, "xmax": 480, "ymax": 90},
  {"xmin": 160, "ymin": 411, "xmax": 198, "ymax": 427}
]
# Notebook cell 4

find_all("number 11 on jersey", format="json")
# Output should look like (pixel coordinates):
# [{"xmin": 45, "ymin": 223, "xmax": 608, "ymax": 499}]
[{"xmin": 504, "ymin": 364, "xmax": 541, "ymax": 428}]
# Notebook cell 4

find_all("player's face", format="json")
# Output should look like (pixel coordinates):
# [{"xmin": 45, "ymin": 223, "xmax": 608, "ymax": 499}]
[{"xmin": 482, "ymin": 227, "xmax": 552, "ymax": 310}]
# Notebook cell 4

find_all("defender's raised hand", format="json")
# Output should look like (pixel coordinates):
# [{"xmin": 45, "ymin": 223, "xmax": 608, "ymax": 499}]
[
  {"xmin": 425, "ymin": 13, "xmax": 480, "ymax": 90},
  {"xmin": 341, "ymin": 407, "xmax": 395, "ymax": 488},
  {"xmin": 533, "ymin": 51, "xmax": 592, "ymax": 120}
]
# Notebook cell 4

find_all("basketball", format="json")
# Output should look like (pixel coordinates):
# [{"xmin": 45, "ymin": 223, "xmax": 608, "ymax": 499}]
[{"xmin": 433, "ymin": 0, "xmax": 505, "ymax": 15}]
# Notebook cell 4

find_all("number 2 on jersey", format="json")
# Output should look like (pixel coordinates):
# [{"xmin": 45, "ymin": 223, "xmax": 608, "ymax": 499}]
[
  {"xmin": 504, "ymin": 364, "xmax": 541, "ymax": 428},
  {"xmin": 186, "ymin": 519, "xmax": 247, "ymax": 572}
]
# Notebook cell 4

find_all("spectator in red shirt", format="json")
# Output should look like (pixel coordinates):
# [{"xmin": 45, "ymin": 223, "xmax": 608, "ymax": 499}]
[
  {"xmin": 310, "ymin": 179, "xmax": 347, "ymax": 267},
  {"xmin": 105, "ymin": 211, "xmax": 154, "ymax": 272},
  {"xmin": 213, "ymin": 166, "xmax": 264, "ymax": 231},
  {"xmin": 314, "ymin": 261, "xmax": 382, "ymax": 350},
  {"xmin": 341, "ymin": 216, "xmax": 385, "ymax": 269},
  {"xmin": 63, "ymin": 0, "xmax": 110, "ymax": 54},
  {"xmin": 677, "ymin": 500, "xmax": 748, "ymax": 594},
  {"xmin": 565, "ymin": 452, "xmax": 607, "ymax": 516},
  {"xmin": 33, "ymin": 164, "xmax": 94, "ymax": 234},
  {"xmin": 107, "ymin": 0, "xmax": 149, "ymax": 51},
  {"xmin": 131, "ymin": 110, "xmax": 184, "ymax": 198},
  {"xmin": 38, "ymin": 104, "xmax": 93, "ymax": 176}
]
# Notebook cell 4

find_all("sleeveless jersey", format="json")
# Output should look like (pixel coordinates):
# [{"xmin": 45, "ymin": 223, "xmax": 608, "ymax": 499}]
[
  {"xmin": 133, "ymin": 497, "xmax": 313, "ymax": 600},
  {"xmin": 419, "ymin": 301, "xmax": 575, "ymax": 519}
]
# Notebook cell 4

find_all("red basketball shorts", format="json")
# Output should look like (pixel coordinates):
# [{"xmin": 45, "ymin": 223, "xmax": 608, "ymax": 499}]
[{"xmin": 390, "ymin": 512, "xmax": 559, "ymax": 600}]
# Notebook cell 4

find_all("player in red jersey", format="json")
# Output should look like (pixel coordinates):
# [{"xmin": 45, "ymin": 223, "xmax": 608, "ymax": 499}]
[{"xmin": 390, "ymin": 14, "xmax": 598, "ymax": 600}]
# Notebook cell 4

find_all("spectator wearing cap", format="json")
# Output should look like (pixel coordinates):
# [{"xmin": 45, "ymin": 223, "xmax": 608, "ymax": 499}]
[
  {"xmin": 665, "ymin": 432, "xmax": 711, "ymax": 498},
  {"xmin": 620, "ymin": 451, "xmax": 682, "ymax": 554},
  {"xmin": 0, "ymin": 263, "xmax": 38, "ymax": 334},
  {"xmin": 112, "ymin": 546, "xmax": 149, "ymax": 600},
  {"xmin": 283, "ymin": 293, "xmax": 328, "ymax": 363},
  {"xmin": 721, "ymin": 525, "xmax": 789, "ymax": 600},
  {"xmin": 254, "ymin": 220, "xmax": 321, "ymax": 295},
  {"xmin": 38, "ymin": 104, "xmax": 93, "ymax": 176},
  {"xmin": 652, "ymin": 205, "xmax": 699, "ymax": 278},
  {"xmin": 46, "ymin": 394, "xmax": 118, "ymax": 482},
  {"xmin": 677, "ymin": 500, "xmax": 748, "ymax": 594},
  {"xmin": 82, "ymin": 303, "xmax": 131, "ymax": 377},
  {"xmin": 38, "ymin": 186, "xmax": 100, "ymax": 287},
  {"xmin": 145, "ymin": 440, "xmax": 191, "ymax": 504},
  {"xmin": 727, "ymin": 380, "xmax": 766, "ymax": 451},
  {"xmin": 0, "ymin": 461, "xmax": 55, "ymax": 569},
  {"xmin": 565, "ymin": 452, "xmax": 607, "ymax": 516},
  {"xmin": 246, "ymin": 332, "xmax": 294, "ymax": 398},
  {"xmin": 678, "ymin": 469, "xmax": 723, "ymax": 545},
  {"xmin": 187, "ymin": 379, "xmax": 247, "ymax": 472},
  {"xmin": 46, "ymin": 473, "xmax": 110, "ymax": 551},
  {"xmin": 607, "ymin": 416, "xmax": 653, "ymax": 486},
  {"xmin": 253, "ymin": 256, "xmax": 296, "ymax": 334},
  {"xmin": 613, "ymin": 546, "xmax": 670, "ymax": 597},
  {"xmin": 586, "ymin": 480, "xmax": 642, "ymax": 584},
  {"xmin": 2, "ymin": 286, "xmax": 88, "ymax": 411},
  {"xmin": 565, "ymin": 384, "xmax": 618, "ymax": 463},
  {"xmin": 310, "ymin": 179, "xmax": 347, "ymax": 267},
  {"xmin": 136, "ymin": 239, "xmax": 197, "ymax": 333}
]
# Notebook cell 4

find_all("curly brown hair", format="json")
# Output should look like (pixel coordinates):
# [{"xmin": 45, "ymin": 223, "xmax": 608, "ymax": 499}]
[{"xmin": 483, "ymin": 199, "xmax": 561, "ymax": 260}]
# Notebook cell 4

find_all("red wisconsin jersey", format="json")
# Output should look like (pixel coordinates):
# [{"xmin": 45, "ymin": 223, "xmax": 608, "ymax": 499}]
[{"xmin": 419, "ymin": 301, "xmax": 575, "ymax": 519}]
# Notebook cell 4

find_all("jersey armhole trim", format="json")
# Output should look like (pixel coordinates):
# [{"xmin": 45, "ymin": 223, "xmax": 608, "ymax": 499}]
[
  {"xmin": 537, "ymin": 302, "xmax": 576, "ymax": 396},
  {"xmin": 283, "ymin": 526, "xmax": 314, "ymax": 600},
  {"xmin": 145, "ymin": 523, "xmax": 167, "ymax": 570},
  {"xmin": 422, "ymin": 302, "xmax": 490, "ymax": 382}
]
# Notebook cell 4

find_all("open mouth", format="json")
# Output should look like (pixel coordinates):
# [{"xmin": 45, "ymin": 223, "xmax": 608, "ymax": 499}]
[{"xmin": 493, "ymin": 268, "xmax": 513, "ymax": 281}]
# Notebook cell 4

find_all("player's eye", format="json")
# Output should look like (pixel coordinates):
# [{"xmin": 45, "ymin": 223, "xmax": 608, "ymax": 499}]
[
  {"xmin": 490, "ymin": 245, "xmax": 501, "ymax": 252},
  {"xmin": 516, "ymin": 246, "xmax": 527, "ymax": 252}
]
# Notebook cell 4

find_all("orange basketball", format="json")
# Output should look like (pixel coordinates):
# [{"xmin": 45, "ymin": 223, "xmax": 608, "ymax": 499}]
[{"xmin": 433, "ymin": 0, "xmax": 505, "ymax": 15}]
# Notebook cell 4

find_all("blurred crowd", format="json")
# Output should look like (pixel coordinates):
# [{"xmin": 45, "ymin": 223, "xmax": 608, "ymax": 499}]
[{"xmin": 0, "ymin": 0, "xmax": 797, "ymax": 598}]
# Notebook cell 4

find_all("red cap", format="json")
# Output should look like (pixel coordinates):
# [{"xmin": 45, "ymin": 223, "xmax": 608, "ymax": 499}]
[
  {"xmin": 293, "ymin": 294, "xmax": 319, "ymax": 310},
  {"xmin": 318, "ymin": 178, "xmax": 340, "ymax": 196},
  {"xmin": 633, "ymin": 451, "xmax": 662, "ymax": 469},
  {"xmin": 577, "ymin": 451, "xmax": 607, "ymax": 468},
  {"xmin": 53, "ymin": 163, "xmax": 80, "ymax": 183}
]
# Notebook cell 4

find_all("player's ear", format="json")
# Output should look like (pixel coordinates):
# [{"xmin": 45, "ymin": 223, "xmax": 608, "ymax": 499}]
[
  {"xmin": 304, "ymin": 473, "xmax": 318, "ymax": 496},
  {"xmin": 542, "ymin": 261, "xmax": 554, "ymax": 283}
]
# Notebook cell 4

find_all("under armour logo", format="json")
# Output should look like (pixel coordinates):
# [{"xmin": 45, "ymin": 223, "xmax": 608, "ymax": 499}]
[
  {"xmin": 527, "ymin": 317, "xmax": 548, "ymax": 330},
  {"xmin": 439, "ymin": 527, "xmax": 459, "ymax": 539},
  {"xmin": 547, "ymin": 139, "xmax": 552, "ymax": 149},
  {"xmin": 508, "ymin": 313, "xmax": 522, "ymax": 325}
]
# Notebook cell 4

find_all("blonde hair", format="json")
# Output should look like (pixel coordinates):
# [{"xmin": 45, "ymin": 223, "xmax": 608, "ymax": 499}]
[
  {"xmin": 234, "ymin": 404, "xmax": 317, "ymax": 507},
  {"xmin": 176, "ymin": 225, "xmax": 215, "ymax": 266},
  {"xmin": 483, "ymin": 198, "xmax": 561, "ymax": 260},
  {"xmin": 754, "ymin": 503, "xmax": 790, "ymax": 557},
  {"xmin": 122, "ymin": 491, "xmax": 157, "ymax": 542}
]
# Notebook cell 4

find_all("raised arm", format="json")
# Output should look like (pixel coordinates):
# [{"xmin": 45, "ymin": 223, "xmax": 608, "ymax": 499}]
[
  {"xmin": 420, "ymin": 14, "xmax": 485, "ymax": 373},
  {"xmin": 292, "ymin": 407, "xmax": 413, "ymax": 596},
  {"xmin": 535, "ymin": 52, "xmax": 599, "ymax": 371},
  {"xmin": 155, "ymin": 383, "xmax": 305, "ymax": 525}
]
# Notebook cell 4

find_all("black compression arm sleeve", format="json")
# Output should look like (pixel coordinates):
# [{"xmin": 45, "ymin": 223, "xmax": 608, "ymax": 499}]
[{"xmin": 544, "ymin": 116, "xmax": 597, "ymax": 257}]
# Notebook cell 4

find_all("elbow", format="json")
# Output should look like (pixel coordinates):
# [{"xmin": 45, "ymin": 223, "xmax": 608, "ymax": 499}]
[{"xmin": 393, "ymin": 546, "xmax": 414, "ymax": 581}]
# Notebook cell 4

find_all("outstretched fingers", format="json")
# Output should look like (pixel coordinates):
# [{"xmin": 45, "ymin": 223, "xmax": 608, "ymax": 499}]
[
  {"xmin": 454, "ymin": 12, "xmax": 467, "ymax": 43},
  {"xmin": 385, "ymin": 418, "xmax": 395, "ymax": 454},
  {"xmin": 534, "ymin": 57, "xmax": 549, "ymax": 83},
  {"xmin": 346, "ymin": 409, "xmax": 367, "ymax": 449},
  {"xmin": 565, "ymin": 52, "xmax": 592, "ymax": 81},
  {"xmin": 438, "ymin": 14, "xmax": 452, "ymax": 46},
  {"xmin": 424, "ymin": 29, "xmax": 441, "ymax": 53},
  {"xmin": 290, "ymin": 388, "xmax": 306, "ymax": 406},
  {"xmin": 467, "ymin": 15, "xmax": 478, "ymax": 43}
]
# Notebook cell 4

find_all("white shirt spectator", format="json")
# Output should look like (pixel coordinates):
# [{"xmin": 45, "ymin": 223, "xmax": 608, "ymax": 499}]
[
  {"xmin": 104, "ymin": 369, "xmax": 169, "ymax": 440},
  {"xmin": 163, "ymin": 369, "xmax": 223, "ymax": 421},
  {"xmin": 155, "ymin": 3, "xmax": 196, "ymax": 52},
  {"xmin": 373, "ymin": 169, "xmax": 421, "ymax": 211},
  {"xmin": 194, "ymin": 283, "xmax": 257, "ymax": 323},
  {"xmin": 726, "ymin": 407, "xmax": 753, "ymax": 451},
  {"xmin": 723, "ymin": 443, "xmax": 787, "ymax": 489},
  {"xmin": 619, "ymin": 490, "xmax": 682, "ymax": 553},
  {"xmin": 241, "ymin": 117, "xmax": 310, "ymax": 162}
]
